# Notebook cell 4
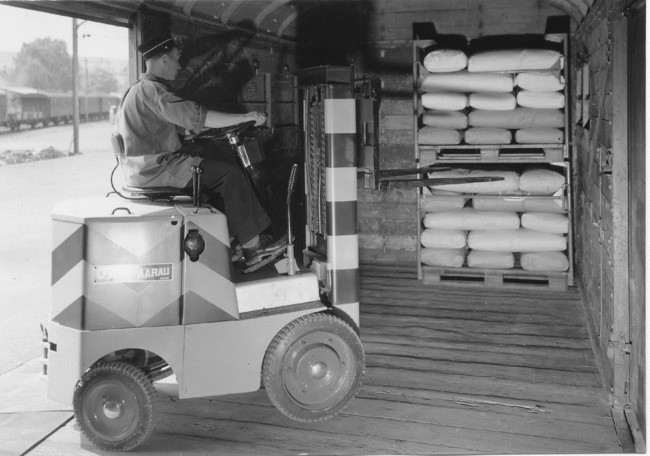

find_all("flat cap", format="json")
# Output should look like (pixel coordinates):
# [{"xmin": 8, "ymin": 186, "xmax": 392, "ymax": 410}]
[{"xmin": 137, "ymin": 35, "xmax": 176, "ymax": 59}]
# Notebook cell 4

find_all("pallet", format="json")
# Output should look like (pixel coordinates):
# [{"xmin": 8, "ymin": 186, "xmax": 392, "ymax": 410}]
[
  {"xmin": 420, "ymin": 144, "xmax": 566, "ymax": 164},
  {"xmin": 422, "ymin": 265, "xmax": 569, "ymax": 291}
]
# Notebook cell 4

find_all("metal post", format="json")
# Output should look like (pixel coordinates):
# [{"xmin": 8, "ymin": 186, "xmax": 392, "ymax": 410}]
[
  {"xmin": 72, "ymin": 18, "xmax": 79, "ymax": 155},
  {"xmin": 85, "ymin": 57, "xmax": 89, "ymax": 121},
  {"xmin": 72, "ymin": 19, "xmax": 86, "ymax": 156}
]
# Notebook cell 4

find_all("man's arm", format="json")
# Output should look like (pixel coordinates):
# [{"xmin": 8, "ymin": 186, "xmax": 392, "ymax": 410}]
[{"xmin": 204, "ymin": 110, "xmax": 266, "ymax": 128}]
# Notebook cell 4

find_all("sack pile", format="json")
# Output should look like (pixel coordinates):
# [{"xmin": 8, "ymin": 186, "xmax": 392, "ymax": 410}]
[
  {"xmin": 418, "ymin": 46, "xmax": 566, "ymax": 146},
  {"xmin": 420, "ymin": 168, "xmax": 569, "ymax": 272}
]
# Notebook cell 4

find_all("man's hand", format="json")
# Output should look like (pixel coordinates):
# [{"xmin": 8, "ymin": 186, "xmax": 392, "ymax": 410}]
[{"xmin": 247, "ymin": 111, "xmax": 267, "ymax": 126}]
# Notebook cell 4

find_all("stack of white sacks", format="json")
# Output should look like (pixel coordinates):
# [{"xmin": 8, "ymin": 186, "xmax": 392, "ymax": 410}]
[
  {"xmin": 420, "ymin": 167, "xmax": 570, "ymax": 272},
  {"xmin": 418, "ymin": 47, "xmax": 566, "ymax": 146}
]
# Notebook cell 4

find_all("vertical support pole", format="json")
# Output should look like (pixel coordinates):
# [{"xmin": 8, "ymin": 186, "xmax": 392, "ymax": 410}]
[
  {"xmin": 610, "ymin": 1, "xmax": 630, "ymax": 409},
  {"xmin": 131, "ymin": 12, "xmax": 144, "ymax": 83},
  {"xmin": 324, "ymin": 84, "xmax": 359, "ymax": 324},
  {"xmin": 72, "ymin": 18, "xmax": 80, "ymax": 156}
]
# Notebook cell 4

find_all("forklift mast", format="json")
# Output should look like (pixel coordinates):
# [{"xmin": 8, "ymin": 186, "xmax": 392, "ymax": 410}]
[{"xmin": 298, "ymin": 66, "xmax": 371, "ymax": 319}]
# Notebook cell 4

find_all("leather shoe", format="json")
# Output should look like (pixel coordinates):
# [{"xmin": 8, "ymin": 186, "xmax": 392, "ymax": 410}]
[{"xmin": 242, "ymin": 234, "xmax": 288, "ymax": 266}]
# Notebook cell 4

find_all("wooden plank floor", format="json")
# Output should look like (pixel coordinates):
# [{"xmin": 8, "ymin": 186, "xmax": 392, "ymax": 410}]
[{"xmin": 140, "ymin": 264, "xmax": 622, "ymax": 455}]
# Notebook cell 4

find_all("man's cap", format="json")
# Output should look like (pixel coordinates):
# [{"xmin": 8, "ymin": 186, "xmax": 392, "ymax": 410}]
[{"xmin": 137, "ymin": 35, "xmax": 176, "ymax": 59}]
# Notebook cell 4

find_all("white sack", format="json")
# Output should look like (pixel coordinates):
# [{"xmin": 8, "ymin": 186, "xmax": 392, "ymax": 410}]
[
  {"xmin": 423, "ymin": 49, "xmax": 468, "ymax": 73},
  {"xmin": 421, "ymin": 71, "xmax": 514, "ymax": 93},
  {"xmin": 519, "ymin": 168, "xmax": 565, "ymax": 194},
  {"xmin": 421, "ymin": 92, "xmax": 468, "ymax": 111},
  {"xmin": 468, "ymin": 228, "xmax": 567, "ymax": 252},
  {"xmin": 520, "ymin": 251, "xmax": 569, "ymax": 272},
  {"xmin": 421, "ymin": 247, "xmax": 467, "ymax": 267},
  {"xmin": 418, "ymin": 127, "xmax": 463, "ymax": 145},
  {"xmin": 517, "ymin": 91, "xmax": 565, "ymax": 109},
  {"xmin": 421, "ymin": 229, "xmax": 468, "ymax": 248},
  {"xmin": 469, "ymin": 108, "xmax": 565, "ymax": 129},
  {"xmin": 464, "ymin": 128, "xmax": 512, "ymax": 145},
  {"xmin": 515, "ymin": 128, "xmax": 564, "ymax": 144},
  {"xmin": 421, "ymin": 190, "xmax": 468, "ymax": 212},
  {"xmin": 422, "ymin": 110, "xmax": 469, "ymax": 129},
  {"xmin": 521, "ymin": 212, "xmax": 569, "ymax": 233},
  {"xmin": 472, "ymin": 196, "xmax": 527, "ymax": 212},
  {"xmin": 423, "ymin": 208, "xmax": 520, "ymax": 231},
  {"xmin": 472, "ymin": 196, "xmax": 565, "ymax": 213},
  {"xmin": 425, "ymin": 168, "xmax": 519, "ymax": 193},
  {"xmin": 467, "ymin": 250, "xmax": 515, "ymax": 269},
  {"xmin": 516, "ymin": 71, "xmax": 566, "ymax": 91},
  {"xmin": 468, "ymin": 49, "xmax": 564, "ymax": 72},
  {"xmin": 469, "ymin": 92, "xmax": 516, "ymax": 110},
  {"xmin": 523, "ymin": 198, "xmax": 565, "ymax": 213}
]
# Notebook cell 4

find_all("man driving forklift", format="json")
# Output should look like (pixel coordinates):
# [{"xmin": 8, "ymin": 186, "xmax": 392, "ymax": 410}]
[{"xmin": 115, "ymin": 34, "xmax": 287, "ymax": 266}]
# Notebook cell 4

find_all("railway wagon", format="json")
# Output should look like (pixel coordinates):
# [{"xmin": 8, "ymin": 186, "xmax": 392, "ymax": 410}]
[
  {"xmin": 3, "ymin": 87, "xmax": 49, "ymax": 130},
  {"xmin": 2, "ymin": 89, "xmax": 121, "ymax": 129},
  {"xmin": 45, "ymin": 92, "xmax": 73, "ymax": 125},
  {"xmin": 78, "ymin": 95, "xmax": 95, "ymax": 121},
  {"xmin": 0, "ymin": 90, "xmax": 6, "ymax": 126}
]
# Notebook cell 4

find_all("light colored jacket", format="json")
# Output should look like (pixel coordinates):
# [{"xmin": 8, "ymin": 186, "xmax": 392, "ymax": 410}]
[{"xmin": 115, "ymin": 74, "xmax": 207, "ymax": 187}]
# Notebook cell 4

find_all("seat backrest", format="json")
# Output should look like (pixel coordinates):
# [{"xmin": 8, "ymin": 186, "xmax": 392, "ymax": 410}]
[{"xmin": 111, "ymin": 132, "xmax": 125, "ymax": 157}]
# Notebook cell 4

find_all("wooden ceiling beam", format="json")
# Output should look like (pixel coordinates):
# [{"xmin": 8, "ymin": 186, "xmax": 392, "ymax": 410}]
[
  {"xmin": 221, "ymin": 0, "xmax": 246, "ymax": 25},
  {"xmin": 276, "ymin": 10, "xmax": 298, "ymax": 38},
  {"xmin": 254, "ymin": 0, "xmax": 292, "ymax": 29},
  {"xmin": 541, "ymin": 0, "xmax": 583, "ymax": 22},
  {"xmin": 182, "ymin": 0, "xmax": 199, "ymax": 16}
]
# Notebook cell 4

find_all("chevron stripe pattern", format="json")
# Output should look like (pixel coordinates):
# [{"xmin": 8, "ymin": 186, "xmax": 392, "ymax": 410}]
[
  {"xmin": 323, "ymin": 86, "xmax": 359, "ymax": 309},
  {"xmin": 51, "ymin": 200, "xmax": 237, "ymax": 330},
  {"xmin": 176, "ymin": 206, "xmax": 238, "ymax": 324}
]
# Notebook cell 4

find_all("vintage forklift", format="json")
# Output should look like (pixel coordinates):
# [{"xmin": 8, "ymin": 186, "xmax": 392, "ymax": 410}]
[
  {"xmin": 44, "ymin": 66, "xmax": 376, "ymax": 452},
  {"xmin": 44, "ymin": 65, "xmax": 498, "ymax": 452}
]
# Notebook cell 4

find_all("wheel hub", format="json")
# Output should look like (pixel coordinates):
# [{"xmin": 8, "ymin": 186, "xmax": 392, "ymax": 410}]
[
  {"xmin": 83, "ymin": 380, "xmax": 139, "ymax": 442},
  {"xmin": 102, "ymin": 400, "xmax": 122, "ymax": 420},
  {"xmin": 282, "ymin": 331, "xmax": 355, "ymax": 409},
  {"xmin": 310, "ymin": 361, "xmax": 327, "ymax": 380}
]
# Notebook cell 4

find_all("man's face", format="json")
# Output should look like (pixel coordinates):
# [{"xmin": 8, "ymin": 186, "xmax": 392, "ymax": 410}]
[{"xmin": 164, "ymin": 47, "xmax": 182, "ymax": 80}]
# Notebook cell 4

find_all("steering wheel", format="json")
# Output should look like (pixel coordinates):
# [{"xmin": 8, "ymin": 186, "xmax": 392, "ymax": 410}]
[{"xmin": 191, "ymin": 120, "xmax": 257, "ymax": 142}]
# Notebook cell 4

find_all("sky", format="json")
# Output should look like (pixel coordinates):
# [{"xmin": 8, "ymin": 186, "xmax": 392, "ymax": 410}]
[{"xmin": 0, "ymin": 2, "xmax": 128, "ymax": 61}]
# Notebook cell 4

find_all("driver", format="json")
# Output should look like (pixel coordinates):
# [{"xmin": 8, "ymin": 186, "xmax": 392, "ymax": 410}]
[{"xmin": 115, "ymin": 34, "xmax": 287, "ymax": 266}]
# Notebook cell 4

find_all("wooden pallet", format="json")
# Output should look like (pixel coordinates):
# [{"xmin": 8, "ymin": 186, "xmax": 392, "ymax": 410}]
[
  {"xmin": 422, "ymin": 265, "xmax": 569, "ymax": 290},
  {"xmin": 420, "ymin": 144, "xmax": 566, "ymax": 164}
]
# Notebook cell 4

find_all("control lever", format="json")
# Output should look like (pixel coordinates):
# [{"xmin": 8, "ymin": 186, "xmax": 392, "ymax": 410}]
[{"xmin": 284, "ymin": 164, "xmax": 299, "ymax": 276}]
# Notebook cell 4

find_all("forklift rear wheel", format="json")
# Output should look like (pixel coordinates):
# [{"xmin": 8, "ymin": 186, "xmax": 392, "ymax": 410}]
[
  {"xmin": 263, "ymin": 312, "xmax": 365, "ymax": 423},
  {"xmin": 73, "ymin": 361, "xmax": 158, "ymax": 452}
]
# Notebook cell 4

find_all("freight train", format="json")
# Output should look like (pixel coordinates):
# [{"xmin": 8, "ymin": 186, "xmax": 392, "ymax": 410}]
[{"xmin": 0, "ymin": 87, "xmax": 120, "ymax": 131}]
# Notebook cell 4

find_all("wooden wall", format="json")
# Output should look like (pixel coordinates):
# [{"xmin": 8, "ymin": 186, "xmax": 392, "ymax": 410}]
[
  {"xmin": 572, "ymin": 0, "xmax": 635, "ymax": 415},
  {"xmin": 370, "ymin": 0, "xmax": 566, "ymax": 40},
  {"xmin": 626, "ymin": 0, "xmax": 646, "ymax": 445}
]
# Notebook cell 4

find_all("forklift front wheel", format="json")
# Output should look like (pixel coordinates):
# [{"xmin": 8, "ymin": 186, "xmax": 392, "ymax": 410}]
[
  {"xmin": 263, "ymin": 312, "xmax": 365, "ymax": 422},
  {"xmin": 73, "ymin": 361, "xmax": 158, "ymax": 452}
]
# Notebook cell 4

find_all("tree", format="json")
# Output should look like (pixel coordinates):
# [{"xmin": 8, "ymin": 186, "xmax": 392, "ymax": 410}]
[
  {"xmin": 12, "ymin": 37, "xmax": 72, "ymax": 91},
  {"xmin": 87, "ymin": 67, "xmax": 118, "ymax": 93}
]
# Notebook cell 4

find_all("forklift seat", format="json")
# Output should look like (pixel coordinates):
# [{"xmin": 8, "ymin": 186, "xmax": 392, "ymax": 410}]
[{"xmin": 110, "ymin": 132, "xmax": 192, "ymax": 201}]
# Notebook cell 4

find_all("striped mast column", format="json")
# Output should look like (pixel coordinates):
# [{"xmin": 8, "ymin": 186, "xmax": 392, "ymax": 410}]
[{"xmin": 323, "ymin": 84, "xmax": 359, "ymax": 319}]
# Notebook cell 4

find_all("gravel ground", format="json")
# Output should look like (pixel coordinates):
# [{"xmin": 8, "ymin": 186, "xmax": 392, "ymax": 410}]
[{"xmin": 0, "ymin": 120, "xmax": 117, "ymax": 374}]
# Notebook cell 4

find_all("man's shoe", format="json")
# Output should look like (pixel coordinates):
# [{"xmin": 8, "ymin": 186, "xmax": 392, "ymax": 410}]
[
  {"xmin": 242, "ymin": 234, "xmax": 288, "ymax": 266},
  {"xmin": 230, "ymin": 239, "xmax": 243, "ymax": 263}
]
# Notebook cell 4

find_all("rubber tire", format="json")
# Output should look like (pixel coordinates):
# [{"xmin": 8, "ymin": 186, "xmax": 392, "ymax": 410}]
[
  {"xmin": 263, "ymin": 312, "xmax": 365, "ymax": 423},
  {"xmin": 73, "ymin": 362, "xmax": 158, "ymax": 452}
]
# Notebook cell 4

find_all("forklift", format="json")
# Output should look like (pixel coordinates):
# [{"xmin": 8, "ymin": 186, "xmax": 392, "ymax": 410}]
[
  {"xmin": 43, "ymin": 66, "xmax": 376, "ymax": 452},
  {"xmin": 44, "ymin": 65, "xmax": 499, "ymax": 451}
]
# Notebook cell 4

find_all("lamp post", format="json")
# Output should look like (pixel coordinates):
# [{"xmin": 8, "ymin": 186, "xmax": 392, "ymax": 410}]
[{"xmin": 72, "ymin": 18, "xmax": 86, "ymax": 155}]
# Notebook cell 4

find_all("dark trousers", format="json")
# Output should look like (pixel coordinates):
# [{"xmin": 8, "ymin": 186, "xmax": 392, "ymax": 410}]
[{"xmin": 182, "ymin": 142, "xmax": 270, "ymax": 245}]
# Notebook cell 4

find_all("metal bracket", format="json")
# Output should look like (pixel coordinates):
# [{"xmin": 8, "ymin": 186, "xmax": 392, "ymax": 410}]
[{"xmin": 608, "ymin": 340, "xmax": 632, "ymax": 354}]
